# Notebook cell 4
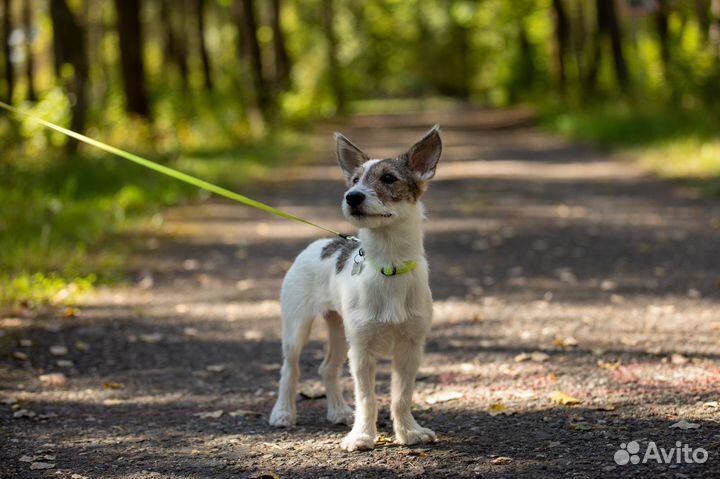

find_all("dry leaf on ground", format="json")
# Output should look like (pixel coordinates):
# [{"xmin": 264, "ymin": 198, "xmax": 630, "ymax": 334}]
[
  {"xmin": 229, "ymin": 409, "xmax": 262, "ymax": 417},
  {"xmin": 549, "ymin": 391, "xmax": 582, "ymax": 406},
  {"xmin": 488, "ymin": 402, "xmax": 513, "ymax": 416},
  {"xmin": 491, "ymin": 456, "xmax": 513, "ymax": 465},
  {"xmin": 597, "ymin": 360, "xmax": 621, "ymax": 371},
  {"xmin": 426, "ymin": 390, "xmax": 464, "ymax": 404},
  {"xmin": 194, "ymin": 410, "xmax": 223, "ymax": 419},
  {"xmin": 39, "ymin": 373, "xmax": 67, "ymax": 386},
  {"xmin": 669, "ymin": 420, "xmax": 700, "ymax": 430}
]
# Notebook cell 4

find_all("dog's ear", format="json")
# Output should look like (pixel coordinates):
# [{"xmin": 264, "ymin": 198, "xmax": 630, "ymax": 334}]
[
  {"xmin": 335, "ymin": 132, "xmax": 369, "ymax": 181},
  {"xmin": 406, "ymin": 125, "xmax": 442, "ymax": 181}
]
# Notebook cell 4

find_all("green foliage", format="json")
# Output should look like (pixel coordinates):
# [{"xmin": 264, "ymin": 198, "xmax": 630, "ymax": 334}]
[
  {"xmin": 544, "ymin": 105, "xmax": 720, "ymax": 195},
  {"xmin": 0, "ymin": 128, "xmax": 310, "ymax": 306}
]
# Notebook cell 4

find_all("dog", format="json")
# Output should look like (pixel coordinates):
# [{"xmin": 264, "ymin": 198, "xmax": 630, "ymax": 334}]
[{"xmin": 269, "ymin": 126, "xmax": 442, "ymax": 451}]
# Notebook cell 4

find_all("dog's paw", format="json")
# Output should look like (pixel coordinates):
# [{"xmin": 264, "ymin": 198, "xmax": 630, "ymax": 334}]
[
  {"xmin": 327, "ymin": 405, "xmax": 354, "ymax": 425},
  {"xmin": 340, "ymin": 431, "xmax": 375, "ymax": 452},
  {"xmin": 268, "ymin": 407, "xmax": 296, "ymax": 427},
  {"xmin": 395, "ymin": 426, "xmax": 436, "ymax": 445}
]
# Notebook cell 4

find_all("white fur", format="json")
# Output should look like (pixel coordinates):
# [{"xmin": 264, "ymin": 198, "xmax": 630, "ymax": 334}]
[{"xmin": 269, "ymin": 130, "xmax": 441, "ymax": 452}]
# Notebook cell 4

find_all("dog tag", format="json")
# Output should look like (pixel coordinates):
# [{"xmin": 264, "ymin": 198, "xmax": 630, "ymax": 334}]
[
  {"xmin": 351, "ymin": 249, "xmax": 365, "ymax": 276},
  {"xmin": 351, "ymin": 260, "xmax": 364, "ymax": 276}
]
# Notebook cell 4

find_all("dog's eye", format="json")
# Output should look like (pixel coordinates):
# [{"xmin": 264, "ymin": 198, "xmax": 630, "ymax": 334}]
[
  {"xmin": 352, "ymin": 177, "xmax": 359, "ymax": 184},
  {"xmin": 381, "ymin": 174, "xmax": 397, "ymax": 184}
]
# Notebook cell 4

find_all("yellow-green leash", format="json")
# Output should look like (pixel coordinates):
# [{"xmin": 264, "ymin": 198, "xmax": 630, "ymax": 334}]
[{"xmin": 0, "ymin": 100, "xmax": 356, "ymax": 241}]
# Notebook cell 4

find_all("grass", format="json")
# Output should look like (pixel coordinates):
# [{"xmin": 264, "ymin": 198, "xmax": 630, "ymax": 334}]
[
  {"xmin": 543, "ymin": 105, "xmax": 720, "ymax": 196},
  {"xmin": 0, "ymin": 129, "xmax": 312, "ymax": 307}
]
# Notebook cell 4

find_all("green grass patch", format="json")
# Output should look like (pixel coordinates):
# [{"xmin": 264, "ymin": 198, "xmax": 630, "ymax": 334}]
[
  {"xmin": 543, "ymin": 105, "xmax": 720, "ymax": 194},
  {"xmin": 0, "ymin": 129, "xmax": 312, "ymax": 307}
]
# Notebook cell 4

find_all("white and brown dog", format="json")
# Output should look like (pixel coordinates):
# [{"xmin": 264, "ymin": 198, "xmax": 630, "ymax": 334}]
[{"xmin": 269, "ymin": 126, "xmax": 442, "ymax": 451}]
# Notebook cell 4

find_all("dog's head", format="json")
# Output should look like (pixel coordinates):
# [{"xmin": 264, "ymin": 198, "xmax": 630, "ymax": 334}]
[{"xmin": 334, "ymin": 126, "xmax": 442, "ymax": 229}]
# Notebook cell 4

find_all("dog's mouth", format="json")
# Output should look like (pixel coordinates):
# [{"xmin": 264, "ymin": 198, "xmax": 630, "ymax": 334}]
[{"xmin": 350, "ymin": 211, "xmax": 393, "ymax": 218}]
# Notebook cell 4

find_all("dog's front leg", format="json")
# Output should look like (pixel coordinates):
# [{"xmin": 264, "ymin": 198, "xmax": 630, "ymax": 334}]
[
  {"xmin": 391, "ymin": 337, "xmax": 436, "ymax": 445},
  {"xmin": 340, "ymin": 345, "xmax": 377, "ymax": 451}
]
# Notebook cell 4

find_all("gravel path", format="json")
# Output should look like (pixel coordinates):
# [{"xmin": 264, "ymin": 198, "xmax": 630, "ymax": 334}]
[{"xmin": 2, "ymin": 109, "xmax": 720, "ymax": 478}]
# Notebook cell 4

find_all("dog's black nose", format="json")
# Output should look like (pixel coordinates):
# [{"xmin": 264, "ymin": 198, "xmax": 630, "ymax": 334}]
[{"xmin": 345, "ymin": 191, "xmax": 366, "ymax": 207}]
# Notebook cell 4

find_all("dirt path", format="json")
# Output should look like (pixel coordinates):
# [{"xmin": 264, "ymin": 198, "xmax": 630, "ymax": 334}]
[{"xmin": 3, "ymin": 109, "xmax": 720, "ymax": 478}]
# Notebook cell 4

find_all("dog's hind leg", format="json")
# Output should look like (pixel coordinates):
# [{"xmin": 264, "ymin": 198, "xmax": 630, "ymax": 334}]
[
  {"xmin": 269, "ymin": 300, "xmax": 315, "ymax": 427},
  {"xmin": 320, "ymin": 311, "xmax": 353, "ymax": 425}
]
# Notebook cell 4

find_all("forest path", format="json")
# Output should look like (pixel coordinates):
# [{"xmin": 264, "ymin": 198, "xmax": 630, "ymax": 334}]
[{"xmin": 3, "ymin": 108, "xmax": 720, "ymax": 478}]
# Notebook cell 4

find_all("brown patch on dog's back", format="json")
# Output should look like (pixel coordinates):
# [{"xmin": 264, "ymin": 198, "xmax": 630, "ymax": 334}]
[
  {"xmin": 321, "ymin": 238, "xmax": 359, "ymax": 274},
  {"xmin": 364, "ymin": 158, "xmax": 422, "ymax": 203}
]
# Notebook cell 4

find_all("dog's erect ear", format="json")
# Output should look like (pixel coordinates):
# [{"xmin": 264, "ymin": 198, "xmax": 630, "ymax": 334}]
[
  {"xmin": 335, "ymin": 132, "xmax": 369, "ymax": 180},
  {"xmin": 406, "ymin": 125, "xmax": 442, "ymax": 181}
]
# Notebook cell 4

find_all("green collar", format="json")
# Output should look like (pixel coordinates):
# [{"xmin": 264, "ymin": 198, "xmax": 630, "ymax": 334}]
[{"xmin": 366, "ymin": 257, "xmax": 418, "ymax": 277}]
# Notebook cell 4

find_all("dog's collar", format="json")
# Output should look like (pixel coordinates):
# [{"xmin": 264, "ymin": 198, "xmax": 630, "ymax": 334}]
[{"xmin": 359, "ymin": 249, "xmax": 417, "ymax": 277}]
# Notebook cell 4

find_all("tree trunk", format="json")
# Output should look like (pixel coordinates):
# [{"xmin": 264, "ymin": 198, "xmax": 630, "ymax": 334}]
[
  {"xmin": 235, "ymin": 0, "xmax": 270, "ymax": 115},
  {"xmin": 711, "ymin": 0, "xmax": 720, "ymax": 68},
  {"xmin": 2, "ymin": 0, "xmax": 14, "ymax": 103},
  {"xmin": 596, "ymin": 0, "xmax": 630, "ymax": 92},
  {"xmin": 695, "ymin": 0, "xmax": 710, "ymax": 42},
  {"xmin": 195, "ymin": 0, "xmax": 213, "ymax": 91},
  {"xmin": 269, "ymin": 0, "xmax": 290, "ymax": 90},
  {"xmin": 321, "ymin": 0, "xmax": 345, "ymax": 114},
  {"xmin": 160, "ymin": 0, "xmax": 189, "ymax": 91},
  {"xmin": 113, "ymin": 0, "xmax": 150, "ymax": 117},
  {"xmin": 49, "ymin": 0, "xmax": 88, "ymax": 151},
  {"xmin": 551, "ymin": 0, "xmax": 569, "ymax": 94},
  {"xmin": 655, "ymin": 0, "xmax": 670, "ymax": 83},
  {"xmin": 22, "ymin": 0, "xmax": 35, "ymax": 101}
]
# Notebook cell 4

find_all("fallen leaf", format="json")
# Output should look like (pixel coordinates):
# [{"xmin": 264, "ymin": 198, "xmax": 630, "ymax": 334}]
[
  {"xmin": 139, "ymin": 333, "xmax": 163, "ymax": 344},
  {"xmin": 670, "ymin": 353, "xmax": 689, "ymax": 365},
  {"xmin": 515, "ymin": 351, "xmax": 550, "ymax": 363},
  {"xmin": 13, "ymin": 409, "xmax": 36, "ymax": 418},
  {"xmin": 13, "ymin": 351, "xmax": 28, "ymax": 361},
  {"xmin": 571, "ymin": 423, "xmax": 592, "ymax": 431},
  {"xmin": 553, "ymin": 336, "xmax": 578, "ymax": 348},
  {"xmin": 229, "ymin": 409, "xmax": 262, "ymax": 417},
  {"xmin": 74, "ymin": 340, "xmax": 89, "ymax": 352},
  {"xmin": 49, "ymin": 345, "xmax": 68, "ymax": 356},
  {"xmin": 244, "ymin": 330, "xmax": 264, "ymax": 341},
  {"xmin": 39, "ymin": 373, "xmax": 67, "ymax": 386},
  {"xmin": 374, "ymin": 434, "xmax": 393, "ymax": 446},
  {"xmin": 103, "ymin": 382, "xmax": 124, "ymax": 390},
  {"xmin": 669, "ymin": 420, "xmax": 700, "ymax": 430},
  {"xmin": 703, "ymin": 401, "xmax": 718, "ymax": 408},
  {"xmin": 194, "ymin": 410, "xmax": 223, "ymax": 419},
  {"xmin": 488, "ymin": 402, "xmax": 514, "ymax": 416},
  {"xmin": 491, "ymin": 456, "xmax": 513, "ymax": 465},
  {"xmin": 19, "ymin": 455, "xmax": 35, "ymax": 462},
  {"xmin": 426, "ymin": 390, "xmax": 464, "ymax": 404},
  {"xmin": 30, "ymin": 462, "xmax": 55, "ymax": 470},
  {"xmin": 597, "ymin": 360, "xmax": 621, "ymax": 371},
  {"xmin": 549, "ymin": 391, "xmax": 582, "ymax": 406},
  {"xmin": 63, "ymin": 307, "xmax": 78, "ymax": 318}
]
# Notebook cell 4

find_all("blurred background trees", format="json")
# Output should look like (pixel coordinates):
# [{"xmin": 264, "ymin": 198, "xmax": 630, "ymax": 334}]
[
  {"xmin": 1, "ymin": 0, "xmax": 719, "ymax": 305},
  {"xmin": 0, "ymin": 0, "xmax": 718, "ymax": 152}
]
